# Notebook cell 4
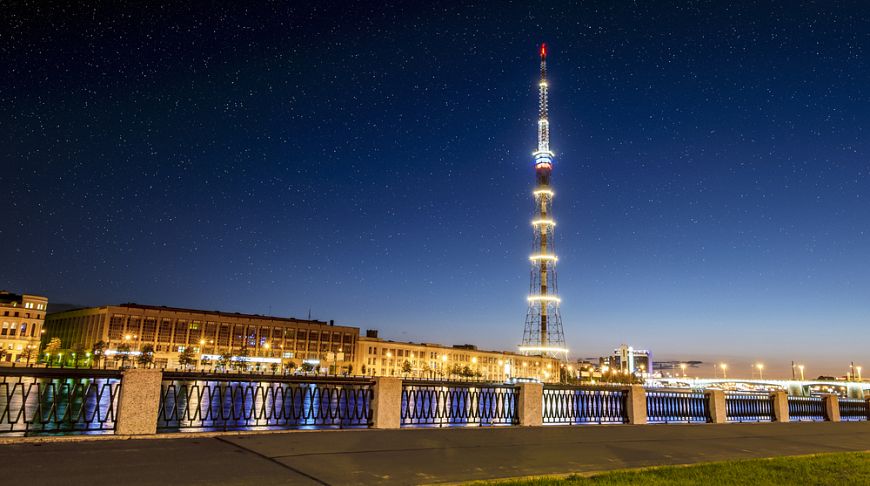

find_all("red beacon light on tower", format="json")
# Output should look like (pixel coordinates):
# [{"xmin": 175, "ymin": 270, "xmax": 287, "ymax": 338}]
[{"xmin": 540, "ymin": 43, "xmax": 547, "ymax": 58}]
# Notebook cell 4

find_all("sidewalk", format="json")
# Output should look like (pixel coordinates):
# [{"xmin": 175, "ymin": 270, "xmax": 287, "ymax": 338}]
[{"xmin": 1, "ymin": 422, "xmax": 869, "ymax": 485}]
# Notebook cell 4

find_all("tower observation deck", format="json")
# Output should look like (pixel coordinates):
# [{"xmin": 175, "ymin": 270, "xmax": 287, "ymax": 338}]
[{"xmin": 519, "ymin": 44, "xmax": 568, "ymax": 361}]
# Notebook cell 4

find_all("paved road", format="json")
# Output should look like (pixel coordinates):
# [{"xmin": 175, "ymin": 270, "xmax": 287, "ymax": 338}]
[{"xmin": 1, "ymin": 422, "xmax": 869, "ymax": 485}]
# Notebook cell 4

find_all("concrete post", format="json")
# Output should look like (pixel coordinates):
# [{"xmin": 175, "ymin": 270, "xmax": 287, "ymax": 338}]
[
  {"xmin": 770, "ymin": 391, "xmax": 789, "ymax": 422},
  {"xmin": 626, "ymin": 385, "xmax": 647, "ymax": 425},
  {"xmin": 372, "ymin": 377, "xmax": 403, "ymax": 429},
  {"xmin": 824, "ymin": 394, "xmax": 841, "ymax": 422},
  {"xmin": 707, "ymin": 389, "xmax": 727, "ymax": 424},
  {"xmin": 115, "ymin": 369, "xmax": 163, "ymax": 435},
  {"xmin": 517, "ymin": 382, "xmax": 543, "ymax": 426}
]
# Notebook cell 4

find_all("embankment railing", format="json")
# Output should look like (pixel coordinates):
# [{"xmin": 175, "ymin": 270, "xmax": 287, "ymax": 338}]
[
  {"xmin": 400, "ymin": 380, "xmax": 518, "ymax": 427},
  {"xmin": 0, "ymin": 367, "xmax": 122, "ymax": 436}
]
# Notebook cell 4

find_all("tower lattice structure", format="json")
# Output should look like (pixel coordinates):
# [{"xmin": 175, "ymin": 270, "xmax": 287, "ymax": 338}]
[{"xmin": 520, "ymin": 44, "xmax": 568, "ymax": 361}]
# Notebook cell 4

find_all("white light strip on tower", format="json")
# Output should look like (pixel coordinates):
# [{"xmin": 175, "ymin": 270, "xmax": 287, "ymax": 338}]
[
  {"xmin": 527, "ymin": 295, "xmax": 561, "ymax": 303},
  {"xmin": 529, "ymin": 254, "xmax": 558, "ymax": 261},
  {"xmin": 531, "ymin": 219, "xmax": 556, "ymax": 226},
  {"xmin": 533, "ymin": 188, "xmax": 554, "ymax": 197},
  {"xmin": 517, "ymin": 346, "xmax": 569, "ymax": 354}
]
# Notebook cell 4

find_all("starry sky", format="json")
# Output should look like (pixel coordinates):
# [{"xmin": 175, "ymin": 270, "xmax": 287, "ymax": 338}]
[{"xmin": 2, "ymin": 2, "xmax": 868, "ymax": 377}]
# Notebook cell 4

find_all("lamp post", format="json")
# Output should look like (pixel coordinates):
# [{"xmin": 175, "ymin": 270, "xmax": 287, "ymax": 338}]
[
  {"xmin": 756, "ymin": 363, "xmax": 764, "ymax": 380},
  {"xmin": 798, "ymin": 364, "xmax": 805, "ymax": 381},
  {"xmin": 858, "ymin": 366, "xmax": 863, "ymax": 382},
  {"xmin": 720, "ymin": 363, "xmax": 728, "ymax": 379},
  {"xmin": 680, "ymin": 363, "xmax": 687, "ymax": 377}
]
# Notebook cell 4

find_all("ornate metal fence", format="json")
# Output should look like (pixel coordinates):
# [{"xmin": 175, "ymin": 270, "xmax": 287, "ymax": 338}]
[
  {"xmin": 400, "ymin": 380, "xmax": 518, "ymax": 427},
  {"xmin": 0, "ymin": 367, "xmax": 122, "ymax": 436},
  {"xmin": 725, "ymin": 393, "xmax": 775, "ymax": 422},
  {"xmin": 787, "ymin": 396, "xmax": 827, "ymax": 421},
  {"xmin": 646, "ymin": 390, "xmax": 711, "ymax": 423},
  {"xmin": 542, "ymin": 385, "xmax": 628, "ymax": 425},
  {"xmin": 157, "ymin": 373, "xmax": 373, "ymax": 431},
  {"xmin": 838, "ymin": 398, "xmax": 869, "ymax": 422}
]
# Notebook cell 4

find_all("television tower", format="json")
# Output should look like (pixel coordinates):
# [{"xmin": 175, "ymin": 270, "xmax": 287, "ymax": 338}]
[{"xmin": 519, "ymin": 43, "xmax": 568, "ymax": 361}]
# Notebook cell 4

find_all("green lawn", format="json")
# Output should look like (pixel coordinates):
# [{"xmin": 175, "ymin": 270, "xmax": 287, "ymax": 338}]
[{"xmin": 471, "ymin": 452, "xmax": 870, "ymax": 485}]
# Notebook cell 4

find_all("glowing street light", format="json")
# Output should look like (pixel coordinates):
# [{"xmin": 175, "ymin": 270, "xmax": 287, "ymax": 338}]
[
  {"xmin": 720, "ymin": 363, "xmax": 728, "ymax": 379},
  {"xmin": 755, "ymin": 363, "xmax": 764, "ymax": 380},
  {"xmin": 680, "ymin": 363, "xmax": 687, "ymax": 377}
]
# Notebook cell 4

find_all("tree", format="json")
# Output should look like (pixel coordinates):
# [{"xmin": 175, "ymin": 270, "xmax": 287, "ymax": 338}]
[
  {"xmin": 138, "ymin": 344, "xmax": 155, "ymax": 367},
  {"xmin": 269, "ymin": 362, "xmax": 279, "ymax": 374},
  {"xmin": 218, "ymin": 352, "xmax": 232, "ymax": 371},
  {"xmin": 177, "ymin": 347, "xmax": 196, "ymax": 369},
  {"xmin": 401, "ymin": 360, "xmax": 412, "ymax": 375},
  {"xmin": 45, "ymin": 337, "xmax": 62, "ymax": 364},
  {"xmin": 116, "ymin": 343, "xmax": 131, "ymax": 368},
  {"xmin": 72, "ymin": 343, "xmax": 86, "ymax": 367},
  {"xmin": 200, "ymin": 356, "xmax": 212, "ymax": 368},
  {"xmin": 461, "ymin": 365, "xmax": 473, "ymax": 378},
  {"xmin": 301, "ymin": 362, "xmax": 315, "ymax": 373},
  {"xmin": 92, "ymin": 341, "xmax": 107, "ymax": 366},
  {"xmin": 361, "ymin": 364, "xmax": 367, "ymax": 375},
  {"xmin": 346, "ymin": 364, "xmax": 354, "ymax": 375},
  {"xmin": 20, "ymin": 346, "xmax": 35, "ymax": 365},
  {"xmin": 234, "ymin": 346, "xmax": 249, "ymax": 371}
]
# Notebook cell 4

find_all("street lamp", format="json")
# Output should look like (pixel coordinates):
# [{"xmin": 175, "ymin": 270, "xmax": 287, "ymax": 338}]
[
  {"xmin": 720, "ymin": 363, "xmax": 728, "ymax": 379},
  {"xmin": 756, "ymin": 363, "xmax": 764, "ymax": 380},
  {"xmin": 680, "ymin": 363, "xmax": 687, "ymax": 377},
  {"xmin": 857, "ymin": 366, "xmax": 863, "ymax": 382}
]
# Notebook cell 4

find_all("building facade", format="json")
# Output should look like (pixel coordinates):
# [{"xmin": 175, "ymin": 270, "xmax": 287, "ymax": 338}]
[
  {"xmin": 357, "ymin": 333, "xmax": 561, "ymax": 383},
  {"xmin": 600, "ymin": 344, "xmax": 652, "ymax": 375},
  {"xmin": 0, "ymin": 291, "xmax": 48, "ymax": 363},
  {"xmin": 43, "ymin": 304, "xmax": 358, "ymax": 370}
]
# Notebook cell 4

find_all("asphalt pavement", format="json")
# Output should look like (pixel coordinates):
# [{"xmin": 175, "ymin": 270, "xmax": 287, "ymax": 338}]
[{"xmin": 1, "ymin": 421, "xmax": 868, "ymax": 485}]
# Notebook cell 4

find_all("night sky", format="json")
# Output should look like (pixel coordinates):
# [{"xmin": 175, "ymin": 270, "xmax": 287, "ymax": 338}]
[{"xmin": 3, "ymin": 2, "xmax": 868, "ymax": 377}]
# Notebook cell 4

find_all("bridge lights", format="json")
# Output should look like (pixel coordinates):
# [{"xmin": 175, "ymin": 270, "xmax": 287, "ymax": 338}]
[{"xmin": 754, "ymin": 363, "xmax": 764, "ymax": 380}]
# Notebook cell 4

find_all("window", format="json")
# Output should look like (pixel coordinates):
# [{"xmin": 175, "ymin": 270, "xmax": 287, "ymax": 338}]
[
  {"xmin": 19, "ymin": 323, "xmax": 27, "ymax": 336},
  {"xmin": 1, "ymin": 323, "xmax": 7, "ymax": 336}
]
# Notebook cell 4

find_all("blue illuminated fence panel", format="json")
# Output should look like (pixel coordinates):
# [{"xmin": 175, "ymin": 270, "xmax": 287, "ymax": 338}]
[
  {"xmin": 542, "ymin": 386, "xmax": 628, "ymax": 425},
  {"xmin": 787, "ymin": 396, "xmax": 827, "ymax": 422},
  {"xmin": 646, "ymin": 390, "xmax": 711, "ymax": 424},
  {"xmin": 401, "ymin": 381, "xmax": 518, "ymax": 427},
  {"xmin": 157, "ymin": 373, "xmax": 373, "ymax": 431},
  {"xmin": 838, "ymin": 398, "xmax": 869, "ymax": 422},
  {"xmin": 0, "ymin": 368, "xmax": 122, "ymax": 436},
  {"xmin": 725, "ymin": 393, "xmax": 775, "ymax": 422}
]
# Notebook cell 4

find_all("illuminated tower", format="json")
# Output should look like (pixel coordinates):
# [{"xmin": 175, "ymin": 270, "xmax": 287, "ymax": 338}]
[{"xmin": 519, "ymin": 43, "xmax": 568, "ymax": 361}]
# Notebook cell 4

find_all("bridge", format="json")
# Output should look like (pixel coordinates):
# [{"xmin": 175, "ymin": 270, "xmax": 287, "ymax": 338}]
[{"xmin": 653, "ymin": 377, "xmax": 870, "ymax": 399}]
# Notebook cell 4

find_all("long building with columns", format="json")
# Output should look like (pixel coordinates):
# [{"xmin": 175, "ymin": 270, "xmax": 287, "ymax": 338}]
[{"xmin": 43, "ymin": 303, "xmax": 561, "ymax": 382}]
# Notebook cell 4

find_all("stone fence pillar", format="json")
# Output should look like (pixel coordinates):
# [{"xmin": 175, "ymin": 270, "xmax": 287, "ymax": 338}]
[
  {"xmin": 626, "ymin": 385, "xmax": 647, "ymax": 424},
  {"xmin": 771, "ymin": 391, "xmax": 789, "ymax": 422},
  {"xmin": 823, "ymin": 394, "xmax": 841, "ymax": 422},
  {"xmin": 517, "ymin": 382, "xmax": 543, "ymax": 426},
  {"xmin": 116, "ymin": 369, "xmax": 163, "ymax": 435},
  {"xmin": 372, "ymin": 377, "xmax": 403, "ymax": 429},
  {"xmin": 707, "ymin": 389, "xmax": 727, "ymax": 424}
]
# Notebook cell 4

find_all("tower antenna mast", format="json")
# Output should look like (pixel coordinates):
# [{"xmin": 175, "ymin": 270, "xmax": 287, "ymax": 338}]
[{"xmin": 519, "ymin": 43, "xmax": 568, "ymax": 362}]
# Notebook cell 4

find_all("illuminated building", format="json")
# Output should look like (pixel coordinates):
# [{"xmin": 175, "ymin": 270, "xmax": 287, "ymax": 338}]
[
  {"xmin": 599, "ymin": 344, "xmax": 652, "ymax": 375},
  {"xmin": 519, "ymin": 43, "xmax": 568, "ymax": 361},
  {"xmin": 43, "ymin": 304, "xmax": 358, "ymax": 370},
  {"xmin": 0, "ymin": 291, "xmax": 47, "ymax": 363},
  {"xmin": 357, "ymin": 330, "xmax": 560, "ymax": 382}
]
